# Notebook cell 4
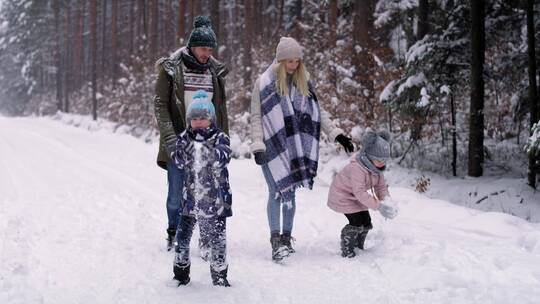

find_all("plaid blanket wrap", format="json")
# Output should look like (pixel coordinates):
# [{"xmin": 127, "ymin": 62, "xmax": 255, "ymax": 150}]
[{"xmin": 259, "ymin": 65, "xmax": 321, "ymax": 202}]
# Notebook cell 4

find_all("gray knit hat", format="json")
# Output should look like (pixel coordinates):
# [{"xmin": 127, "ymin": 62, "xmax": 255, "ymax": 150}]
[
  {"xmin": 188, "ymin": 16, "xmax": 217, "ymax": 48},
  {"xmin": 362, "ymin": 129, "xmax": 391, "ymax": 161},
  {"xmin": 276, "ymin": 37, "xmax": 303, "ymax": 61}
]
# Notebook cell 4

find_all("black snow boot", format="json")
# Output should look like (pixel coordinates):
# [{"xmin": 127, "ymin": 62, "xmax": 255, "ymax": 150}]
[
  {"xmin": 166, "ymin": 228, "xmax": 176, "ymax": 251},
  {"xmin": 340, "ymin": 225, "xmax": 363, "ymax": 258},
  {"xmin": 210, "ymin": 267, "xmax": 231, "ymax": 287},
  {"xmin": 270, "ymin": 233, "xmax": 289, "ymax": 261},
  {"xmin": 281, "ymin": 233, "xmax": 295, "ymax": 254},
  {"xmin": 356, "ymin": 224, "xmax": 372, "ymax": 250},
  {"xmin": 173, "ymin": 264, "xmax": 191, "ymax": 286}
]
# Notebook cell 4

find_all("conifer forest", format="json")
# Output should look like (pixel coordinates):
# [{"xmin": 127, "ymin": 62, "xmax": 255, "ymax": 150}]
[{"xmin": 1, "ymin": 0, "xmax": 540, "ymax": 187}]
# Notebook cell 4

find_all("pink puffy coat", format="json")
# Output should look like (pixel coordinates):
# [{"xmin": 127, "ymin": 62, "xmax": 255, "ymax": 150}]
[{"xmin": 327, "ymin": 157, "xmax": 389, "ymax": 214}]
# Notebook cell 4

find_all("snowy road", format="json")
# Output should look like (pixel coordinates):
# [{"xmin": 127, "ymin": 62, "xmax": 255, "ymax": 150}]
[{"xmin": 1, "ymin": 116, "xmax": 539, "ymax": 304}]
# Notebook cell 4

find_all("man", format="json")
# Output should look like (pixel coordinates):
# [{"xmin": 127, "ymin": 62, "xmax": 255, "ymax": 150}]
[{"xmin": 154, "ymin": 15, "xmax": 229, "ymax": 251}]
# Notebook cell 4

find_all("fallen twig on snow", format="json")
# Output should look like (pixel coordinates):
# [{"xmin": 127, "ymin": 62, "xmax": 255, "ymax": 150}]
[{"xmin": 475, "ymin": 190, "xmax": 506, "ymax": 204}]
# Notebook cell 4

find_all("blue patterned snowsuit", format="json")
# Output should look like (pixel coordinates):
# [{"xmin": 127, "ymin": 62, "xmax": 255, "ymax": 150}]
[{"xmin": 170, "ymin": 124, "xmax": 232, "ymax": 272}]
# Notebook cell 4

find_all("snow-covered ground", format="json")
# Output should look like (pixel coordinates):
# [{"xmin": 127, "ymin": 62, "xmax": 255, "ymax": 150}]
[{"xmin": 1, "ymin": 116, "xmax": 540, "ymax": 304}]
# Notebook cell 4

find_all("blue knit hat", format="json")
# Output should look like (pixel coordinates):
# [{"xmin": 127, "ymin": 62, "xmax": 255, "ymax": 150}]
[
  {"xmin": 187, "ymin": 90, "xmax": 215, "ymax": 121},
  {"xmin": 187, "ymin": 16, "xmax": 217, "ymax": 48}
]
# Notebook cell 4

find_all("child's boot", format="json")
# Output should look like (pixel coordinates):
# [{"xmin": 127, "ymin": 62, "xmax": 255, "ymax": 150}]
[
  {"xmin": 356, "ymin": 224, "xmax": 372, "ymax": 250},
  {"xmin": 166, "ymin": 228, "xmax": 176, "ymax": 251},
  {"xmin": 281, "ymin": 233, "xmax": 295, "ymax": 254},
  {"xmin": 340, "ymin": 225, "xmax": 362, "ymax": 258},
  {"xmin": 270, "ymin": 233, "xmax": 289, "ymax": 261},
  {"xmin": 173, "ymin": 263, "xmax": 190, "ymax": 286},
  {"xmin": 210, "ymin": 266, "xmax": 230, "ymax": 287}
]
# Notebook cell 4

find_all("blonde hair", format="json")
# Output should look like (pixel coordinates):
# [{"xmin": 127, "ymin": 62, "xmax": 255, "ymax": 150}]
[{"xmin": 273, "ymin": 60, "xmax": 310, "ymax": 97}]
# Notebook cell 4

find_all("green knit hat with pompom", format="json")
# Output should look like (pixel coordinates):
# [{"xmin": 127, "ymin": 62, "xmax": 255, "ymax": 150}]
[{"xmin": 187, "ymin": 16, "xmax": 217, "ymax": 48}]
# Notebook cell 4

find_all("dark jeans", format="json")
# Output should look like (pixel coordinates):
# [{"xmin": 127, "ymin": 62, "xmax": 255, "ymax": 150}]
[
  {"xmin": 174, "ymin": 215, "xmax": 227, "ymax": 271},
  {"xmin": 344, "ymin": 211, "xmax": 373, "ymax": 229},
  {"xmin": 166, "ymin": 161, "xmax": 184, "ymax": 230}
]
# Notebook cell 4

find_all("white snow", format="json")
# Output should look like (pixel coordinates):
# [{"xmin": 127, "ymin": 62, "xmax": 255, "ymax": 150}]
[
  {"xmin": 396, "ymin": 72, "xmax": 426, "ymax": 96},
  {"xmin": 406, "ymin": 40, "xmax": 431, "ymax": 64},
  {"xmin": 417, "ymin": 87, "xmax": 430, "ymax": 107},
  {"xmin": 1, "ymin": 116, "xmax": 539, "ymax": 304},
  {"xmin": 440, "ymin": 85, "xmax": 451, "ymax": 95},
  {"xmin": 380, "ymin": 79, "xmax": 396, "ymax": 102}
]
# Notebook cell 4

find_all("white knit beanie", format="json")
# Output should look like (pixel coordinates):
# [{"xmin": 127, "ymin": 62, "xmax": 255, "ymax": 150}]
[{"xmin": 275, "ymin": 37, "xmax": 303, "ymax": 62}]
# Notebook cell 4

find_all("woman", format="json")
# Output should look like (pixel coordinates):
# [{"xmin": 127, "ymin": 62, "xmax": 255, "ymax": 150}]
[{"xmin": 250, "ymin": 37, "xmax": 354, "ymax": 261}]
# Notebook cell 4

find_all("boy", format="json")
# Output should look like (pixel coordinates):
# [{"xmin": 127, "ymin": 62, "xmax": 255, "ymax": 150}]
[{"xmin": 170, "ymin": 90, "xmax": 232, "ymax": 286}]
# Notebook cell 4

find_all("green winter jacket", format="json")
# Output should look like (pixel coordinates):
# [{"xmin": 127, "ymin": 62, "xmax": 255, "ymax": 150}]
[{"xmin": 153, "ymin": 48, "xmax": 229, "ymax": 169}]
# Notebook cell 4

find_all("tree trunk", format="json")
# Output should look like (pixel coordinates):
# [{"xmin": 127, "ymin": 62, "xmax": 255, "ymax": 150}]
[
  {"xmin": 101, "ymin": 0, "xmax": 107, "ymax": 79},
  {"xmin": 111, "ymin": 0, "xmax": 118, "ymax": 88},
  {"xmin": 80, "ymin": 1, "xmax": 89, "ymax": 87},
  {"xmin": 53, "ymin": 0, "xmax": 63, "ymax": 111},
  {"xmin": 527, "ymin": 0, "xmax": 538, "ymax": 188},
  {"xmin": 292, "ymin": 0, "xmax": 302, "ymax": 37},
  {"xmin": 129, "ymin": 1, "xmax": 135, "ymax": 63},
  {"xmin": 80, "ymin": 2, "xmax": 87, "ymax": 87},
  {"xmin": 243, "ymin": 0, "xmax": 253, "ymax": 109},
  {"xmin": 273, "ymin": 0, "xmax": 284, "ymax": 39},
  {"xmin": 329, "ymin": 0, "xmax": 338, "ymax": 88},
  {"xmin": 329, "ymin": 0, "xmax": 337, "ymax": 47},
  {"xmin": 451, "ymin": 92, "xmax": 457, "ymax": 177},
  {"xmin": 352, "ymin": 0, "xmax": 376, "ymax": 121},
  {"xmin": 222, "ymin": 0, "xmax": 236, "ymax": 66},
  {"xmin": 90, "ymin": 0, "xmax": 98, "ymax": 120},
  {"xmin": 64, "ymin": 1, "xmax": 72, "ymax": 112},
  {"xmin": 166, "ymin": 0, "xmax": 174, "ymax": 53},
  {"xmin": 258, "ymin": 0, "xmax": 267, "ymax": 42},
  {"xmin": 139, "ymin": 0, "xmax": 148, "ymax": 45},
  {"xmin": 150, "ymin": 0, "xmax": 159, "ymax": 60},
  {"xmin": 468, "ymin": 0, "xmax": 485, "ymax": 177},
  {"xmin": 73, "ymin": 1, "xmax": 84, "ymax": 90},
  {"xmin": 211, "ymin": 0, "xmax": 220, "ymax": 42},
  {"xmin": 188, "ymin": 0, "xmax": 194, "ymax": 29},
  {"xmin": 418, "ymin": 0, "xmax": 429, "ymax": 39},
  {"xmin": 177, "ymin": 0, "xmax": 186, "ymax": 44}
]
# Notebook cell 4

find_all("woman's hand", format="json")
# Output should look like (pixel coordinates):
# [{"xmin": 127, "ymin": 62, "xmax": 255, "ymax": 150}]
[
  {"xmin": 335, "ymin": 134, "xmax": 354, "ymax": 153},
  {"xmin": 254, "ymin": 151, "xmax": 267, "ymax": 165}
]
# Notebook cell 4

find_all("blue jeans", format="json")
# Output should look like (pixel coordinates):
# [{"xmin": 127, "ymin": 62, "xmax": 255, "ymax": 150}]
[
  {"xmin": 166, "ymin": 161, "xmax": 184, "ymax": 230},
  {"xmin": 261, "ymin": 165, "xmax": 296, "ymax": 235}
]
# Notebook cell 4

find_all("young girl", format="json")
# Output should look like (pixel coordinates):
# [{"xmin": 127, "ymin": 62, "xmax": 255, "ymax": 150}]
[
  {"xmin": 327, "ymin": 129, "xmax": 398, "ymax": 257},
  {"xmin": 170, "ymin": 90, "xmax": 232, "ymax": 286}
]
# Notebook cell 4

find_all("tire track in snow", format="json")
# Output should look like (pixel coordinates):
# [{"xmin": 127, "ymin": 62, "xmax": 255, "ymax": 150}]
[
  {"xmin": 12, "ymin": 122, "xmax": 160, "ymax": 201},
  {"xmin": 0, "ymin": 130, "xmax": 26, "ymax": 202}
]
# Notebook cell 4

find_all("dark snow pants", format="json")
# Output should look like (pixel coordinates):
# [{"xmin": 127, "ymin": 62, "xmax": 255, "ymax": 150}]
[
  {"xmin": 174, "ymin": 215, "xmax": 227, "ymax": 271},
  {"xmin": 344, "ymin": 211, "xmax": 373, "ymax": 229}
]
